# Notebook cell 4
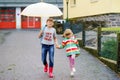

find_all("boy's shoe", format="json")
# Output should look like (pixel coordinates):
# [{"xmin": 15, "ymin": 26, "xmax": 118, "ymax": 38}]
[
  {"xmin": 72, "ymin": 68, "xmax": 76, "ymax": 72},
  {"xmin": 49, "ymin": 67, "xmax": 54, "ymax": 78},
  {"xmin": 49, "ymin": 72, "xmax": 53, "ymax": 78},
  {"xmin": 44, "ymin": 64, "xmax": 48, "ymax": 72}
]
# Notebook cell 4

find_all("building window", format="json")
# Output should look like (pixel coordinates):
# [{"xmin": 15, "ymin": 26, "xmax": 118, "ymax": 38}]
[
  {"xmin": 0, "ymin": 7, "xmax": 15, "ymax": 22},
  {"xmin": 70, "ymin": 0, "xmax": 76, "ymax": 6}
]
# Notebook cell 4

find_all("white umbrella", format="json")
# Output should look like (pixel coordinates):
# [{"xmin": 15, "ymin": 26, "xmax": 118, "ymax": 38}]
[{"xmin": 21, "ymin": 2, "xmax": 63, "ymax": 17}]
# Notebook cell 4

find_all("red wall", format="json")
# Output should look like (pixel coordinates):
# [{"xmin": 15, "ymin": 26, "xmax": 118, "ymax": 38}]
[
  {"xmin": 0, "ymin": 7, "xmax": 16, "ymax": 29},
  {"xmin": 0, "ymin": 22, "xmax": 16, "ymax": 29}
]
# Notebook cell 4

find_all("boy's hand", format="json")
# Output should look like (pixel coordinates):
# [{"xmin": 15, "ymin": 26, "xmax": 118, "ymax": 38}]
[
  {"xmin": 38, "ymin": 30, "xmax": 43, "ymax": 38},
  {"xmin": 38, "ymin": 35, "xmax": 41, "ymax": 38}
]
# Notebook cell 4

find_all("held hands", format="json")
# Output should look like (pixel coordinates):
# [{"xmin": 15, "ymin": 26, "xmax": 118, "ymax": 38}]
[
  {"xmin": 56, "ymin": 45, "xmax": 60, "ymax": 48},
  {"xmin": 55, "ymin": 42, "xmax": 60, "ymax": 49}
]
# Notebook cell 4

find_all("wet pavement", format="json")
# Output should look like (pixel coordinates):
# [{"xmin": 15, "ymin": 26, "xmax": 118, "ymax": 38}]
[{"xmin": 0, "ymin": 30, "xmax": 120, "ymax": 80}]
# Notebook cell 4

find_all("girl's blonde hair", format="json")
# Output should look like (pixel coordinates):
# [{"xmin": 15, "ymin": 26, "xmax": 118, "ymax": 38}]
[{"xmin": 63, "ymin": 29, "xmax": 73, "ymax": 37}]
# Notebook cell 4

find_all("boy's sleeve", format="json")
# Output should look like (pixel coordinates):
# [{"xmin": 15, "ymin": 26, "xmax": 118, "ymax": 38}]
[{"xmin": 53, "ymin": 29, "xmax": 57, "ymax": 38}]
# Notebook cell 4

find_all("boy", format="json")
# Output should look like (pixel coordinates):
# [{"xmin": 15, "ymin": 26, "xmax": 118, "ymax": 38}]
[{"xmin": 38, "ymin": 18, "xmax": 57, "ymax": 78}]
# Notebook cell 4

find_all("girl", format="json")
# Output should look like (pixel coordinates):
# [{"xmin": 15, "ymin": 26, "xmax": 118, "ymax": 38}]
[
  {"xmin": 38, "ymin": 18, "xmax": 57, "ymax": 78},
  {"xmin": 56, "ymin": 29, "xmax": 80, "ymax": 76}
]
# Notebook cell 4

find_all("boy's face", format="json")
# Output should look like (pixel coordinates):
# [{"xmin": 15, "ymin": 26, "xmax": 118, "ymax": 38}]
[{"xmin": 46, "ymin": 21, "xmax": 54, "ymax": 27}]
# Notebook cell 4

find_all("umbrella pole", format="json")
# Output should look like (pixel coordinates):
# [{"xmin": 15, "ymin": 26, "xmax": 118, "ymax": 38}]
[{"xmin": 41, "ymin": 17, "xmax": 48, "ymax": 28}]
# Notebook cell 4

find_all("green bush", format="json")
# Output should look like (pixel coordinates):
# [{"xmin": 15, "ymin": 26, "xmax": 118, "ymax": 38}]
[{"xmin": 101, "ymin": 38, "xmax": 117, "ymax": 61}]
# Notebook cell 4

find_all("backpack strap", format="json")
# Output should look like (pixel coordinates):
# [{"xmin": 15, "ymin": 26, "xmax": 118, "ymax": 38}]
[
  {"xmin": 42, "ymin": 26, "xmax": 46, "ymax": 32},
  {"xmin": 40, "ymin": 26, "xmax": 46, "ymax": 42}
]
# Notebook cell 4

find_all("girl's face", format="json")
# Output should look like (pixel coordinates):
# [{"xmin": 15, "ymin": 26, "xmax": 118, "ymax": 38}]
[
  {"xmin": 66, "ymin": 33, "xmax": 72, "ymax": 38},
  {"xmin": 46, "ymin": 21, "xmax": 54, "ymax": 27}
]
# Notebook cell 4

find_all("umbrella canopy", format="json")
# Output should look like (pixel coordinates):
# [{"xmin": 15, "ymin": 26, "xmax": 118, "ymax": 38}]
[{"xmin": 21, "ymin": 2, "xmax": 63, "ymax": 17}]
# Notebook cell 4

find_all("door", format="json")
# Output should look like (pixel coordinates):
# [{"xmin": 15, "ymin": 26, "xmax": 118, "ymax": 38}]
[
  {"xmin": 0, "ymin": 7, "xmax": 16, "ymax": 29},
  {"xmin": 21, "ymin": 16, "xmax": 41, "ymax": 29}
]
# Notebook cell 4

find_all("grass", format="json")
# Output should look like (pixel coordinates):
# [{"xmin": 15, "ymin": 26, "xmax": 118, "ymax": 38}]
[{"xmin": 102, "ymin": 27, "xmax": 120, "ymax": 32}]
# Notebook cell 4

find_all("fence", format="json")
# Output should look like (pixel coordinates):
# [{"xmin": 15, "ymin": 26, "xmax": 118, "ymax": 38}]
[
  {"xmin": 84, "ymin": 28, "xmax": 97, "ymax": 49},
  {"xmin": 100, "ymin": 31, "xmax": 117, "ymax": 61},
  {"xmin": 98, "ymin": 27, "xmax": 120, "ymax": 72},
  {"xmin": 82, "ymin": 27, "xmax": 120, "ymax": 72}
]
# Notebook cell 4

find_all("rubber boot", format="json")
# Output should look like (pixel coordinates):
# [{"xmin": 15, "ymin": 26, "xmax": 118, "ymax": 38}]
[
  {"xmin": 49, "ymin": 67, "xmax": 54, "ymax": 78},
  {"xmin": 44, "ymin": 64, "xmax": 48, "ymax": 72}
]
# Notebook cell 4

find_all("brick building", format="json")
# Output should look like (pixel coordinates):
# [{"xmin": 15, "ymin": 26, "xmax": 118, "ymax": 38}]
[
  {"xmin": 63, "ymin": 0, "xmax": 120, "ymax": 27},
  {"xmin": 0, "ymin": 0, "xmax": 63, "ymax": 29}
]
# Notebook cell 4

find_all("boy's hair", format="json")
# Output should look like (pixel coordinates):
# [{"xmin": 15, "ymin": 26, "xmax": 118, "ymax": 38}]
[{"xmin": 46, "ymin": 18, "xmax": 54, "ymax": 22}]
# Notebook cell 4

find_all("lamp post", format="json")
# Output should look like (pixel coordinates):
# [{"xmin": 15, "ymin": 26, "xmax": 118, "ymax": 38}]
[{"xmin": 66, "ymin": 0, "xmax": 69, "ymax": 22}]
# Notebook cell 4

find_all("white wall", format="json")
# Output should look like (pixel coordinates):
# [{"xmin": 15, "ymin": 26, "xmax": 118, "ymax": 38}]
[{"xmin": 16, "ymin": 7, "xmax": 21, "ymax": 29}]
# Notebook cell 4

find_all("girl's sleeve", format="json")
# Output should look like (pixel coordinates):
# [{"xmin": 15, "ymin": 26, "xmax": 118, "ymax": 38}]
[
  {"xmin": 74, "ymin": 39, "xmax": 79, "ymax": 47},
  {"xmin": 72, "ymin": 36, "xmax": 78, "ymax": 44},
  {"xmin": 74, "ymin": 39, "xmax": 78, "ymax": 44},
  {"xmin": 59, "ymin": 41, "xmax": 66, "ymax": 49}
]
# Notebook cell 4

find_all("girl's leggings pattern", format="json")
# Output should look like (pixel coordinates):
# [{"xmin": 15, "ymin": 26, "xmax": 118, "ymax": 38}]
[{"xmin": 68, "ymin": 55, "xmax": 75, "ymax": 70}]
